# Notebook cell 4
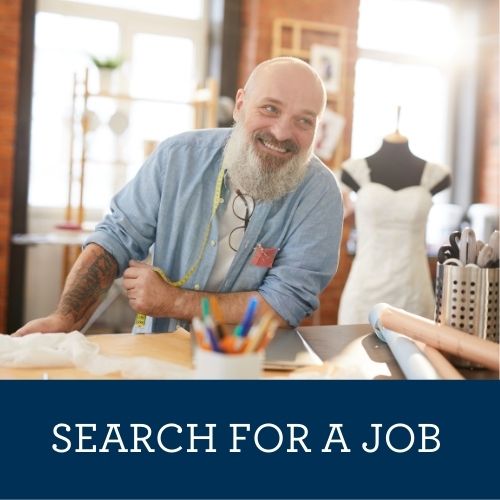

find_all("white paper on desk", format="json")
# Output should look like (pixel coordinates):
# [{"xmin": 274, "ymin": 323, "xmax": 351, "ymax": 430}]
[
  {"xmin": 0, "ymin": 332, "xmax": 98, "ymax": 367},
  {"xmin": 380, "ymin": 327, "xmax": 440, "ymax": 380},
  {"xmin": 0, "ymin": 332, "xmax": 191, "ymax": 379}
]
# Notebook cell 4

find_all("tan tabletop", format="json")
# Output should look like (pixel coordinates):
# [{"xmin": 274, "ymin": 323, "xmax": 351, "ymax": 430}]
[
  {"xmin": 0, "ymin": 325, "xmax": 497, "ymax": 380},
  {"xmin": 0, "ymin": 331, "xmax": 193, "ymax": 380}
]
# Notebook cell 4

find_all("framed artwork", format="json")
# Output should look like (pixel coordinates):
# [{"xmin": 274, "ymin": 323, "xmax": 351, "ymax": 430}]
[
  {"xmin": 314, "ymin": 108, "xmax": 345, "ymax": 161},
  {"xmin": 310, "ymin": 44, "xmax": 342, "ymax": 94}
]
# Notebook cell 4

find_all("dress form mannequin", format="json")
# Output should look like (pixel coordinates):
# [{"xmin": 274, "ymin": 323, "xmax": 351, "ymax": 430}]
[
  {"xmin": 341, "ymin": 132, "xmax": 451, "ymax": 195},
  {"xmin": 337, "ymin": 130, "xmax": 452, "ymax": 325}
]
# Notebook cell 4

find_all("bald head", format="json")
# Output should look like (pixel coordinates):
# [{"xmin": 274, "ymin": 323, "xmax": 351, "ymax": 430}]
[
  {"xmin": 244, "ymin": 57, "xmax": 327, "ymax": 113},
  {"xmin": 226, "ymin": 57, "xmax": 326, "ymax": 201}
]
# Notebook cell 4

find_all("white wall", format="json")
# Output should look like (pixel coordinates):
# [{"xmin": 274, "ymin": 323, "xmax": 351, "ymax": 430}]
[
  {"xmin": 24, "ymin": 206, "xmax": 135, "ymax": 332},
  {"xmin": 24, "ymin": 207, "xmax": 66, "ymax": 321}
]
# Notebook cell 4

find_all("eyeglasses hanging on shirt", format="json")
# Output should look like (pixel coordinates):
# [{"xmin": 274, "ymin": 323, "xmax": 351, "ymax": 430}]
[{"xmin": 229, "ymin": 189, "xmax": 255, "ymax": 252}]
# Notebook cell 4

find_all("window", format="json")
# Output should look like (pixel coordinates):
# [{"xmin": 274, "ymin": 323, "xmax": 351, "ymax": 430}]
[
  {"xmin": 30, "ymin": 13, "xmax": 120, "ymax": 208},
  {"xmin": 60, "ymin": 0, "xmax": 203, "ymax": 19},
  {"xmin": 357, "ymin": 0, "xmax": 456, "ymax": 58},
  {"xmin": 29, "ymin": 0, "xmax": 207, "ymax": 210},
  {"xmin": 351, "ymin": 0, "xmax": 457, "ymax": 166}
]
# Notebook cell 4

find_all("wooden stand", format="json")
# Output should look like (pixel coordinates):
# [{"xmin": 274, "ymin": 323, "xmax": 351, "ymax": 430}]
[
  {"xmin": 61, "ymin": 71, "xmax": 219, "ymax": 281},
  {"xmin": 272, "ymin": 18, "xmax": 348, "ymax": 170}
]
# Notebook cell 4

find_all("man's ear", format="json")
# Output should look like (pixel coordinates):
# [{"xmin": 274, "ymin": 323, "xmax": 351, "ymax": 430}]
[{"xmin": 233, "ymin": 89, "xmax": 245, "ymax": 121}]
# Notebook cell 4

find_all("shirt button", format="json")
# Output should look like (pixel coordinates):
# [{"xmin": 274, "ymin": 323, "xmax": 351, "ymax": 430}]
[
  {"xmin": 194, "ymin": 283, "xmax": 200, "ymax": 290},
  {"xmin": 210, "ymin": 239, "xmax": 216, "ymax": 247},
  {"xmin": 219, "ymin": 197, "xmax": 224, "ymax": 204}
]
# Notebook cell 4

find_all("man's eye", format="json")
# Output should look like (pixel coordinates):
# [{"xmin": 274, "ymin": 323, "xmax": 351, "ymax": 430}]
[
  {"xmin": 262, "ymin": 105, "xmax": 278, "ymax": 114},
  {"xmin": 298, "ymin": 117, "xmax": 314, "ymax": 128}
]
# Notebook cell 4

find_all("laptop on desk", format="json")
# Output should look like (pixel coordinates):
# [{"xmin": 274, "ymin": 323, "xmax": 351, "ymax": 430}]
[
  {"xmin": 191, "ymin": 328, "xmax": 322, "ymax": 371},
  {"xmin": 263, "ymin": 328, "xmax": 323, "ymax": 370}
]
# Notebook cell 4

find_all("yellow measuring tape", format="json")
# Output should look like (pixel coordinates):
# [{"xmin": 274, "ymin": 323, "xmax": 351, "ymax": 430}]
[{"xmin": 134, "ymin": 167, "xmax": 226, "ymax": 330}]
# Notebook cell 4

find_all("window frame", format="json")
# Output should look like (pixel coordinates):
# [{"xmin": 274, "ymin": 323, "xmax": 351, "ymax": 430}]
[
  {"xmin": 30, "ymin": 0, "xmax": 209, "ymax": 209},
  {"xmin": 351, "ymin": 0, "xmax": 457, "ymax": 172},
  {"xmin": 37, "ymin": 0, "xmax": 209, "ymax": 84}
]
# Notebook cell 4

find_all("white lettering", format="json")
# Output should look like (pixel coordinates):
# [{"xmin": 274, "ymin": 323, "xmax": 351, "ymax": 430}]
[
  {"xmin": 418, "ymin": 424, "xmax": 440, "ymax": 452},
  {"xmin": 99, "ymin": 424, "xmax": 128, "ymax": 453},
  {"xmin": 130, "ymin": 423, "xmax": 155, "ymax": 453},
  {"xmin": 287, "ymin": 424, "xmax": 311, "ymax": 453},
  {"xmin": 75, "ymin": 423, "xmax": 97, "ymax": 453},
  {"xmin": 230, "ymin": 423, "xmax": 250, "ymax": 452},
  {"xmin": 254, "ymin": 423, "xmax": 283, "ymax": 453},
  {"xmin": 187, "ymin": 423, "xmax": 216, "ymax": 453},
  {"xmin": 52, "ymin": 423, "xmax": 71, "ymax": 453},
  {"xmin": 386, "ymin": 423, "xmax": 415, "ymax": 453},
  {"xmin": 322, "ymin": 424, "xmax": 351, "ymax": 453},
  {"xmin": 362, "ymin": 423, "xmax": 382, "ymax": 453},
  {"xmin": 157, "ymin": 423, "xmax": 182, "ymax": 453}
]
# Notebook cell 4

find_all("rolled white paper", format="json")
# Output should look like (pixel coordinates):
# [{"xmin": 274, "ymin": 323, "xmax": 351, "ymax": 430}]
[
  {"xmin": 376, "ymin": 326, "xmax": 440, "ymax": 380},
  {"xmin": 370, "ymin": 303, "xmax": 499, "ymax": 372}
]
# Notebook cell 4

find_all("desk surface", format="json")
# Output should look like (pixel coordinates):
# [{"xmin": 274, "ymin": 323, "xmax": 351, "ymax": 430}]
[
  {"xmin": 298, "ymin": 324, "xmax": 404, "ymax": 379},
  {"xmin": 0, "ymin": 330, "xmax": 192, "ymax": 380},
  {"xmin": 0, "ymin": 325, "xmax": 497, "ymax": 380}
]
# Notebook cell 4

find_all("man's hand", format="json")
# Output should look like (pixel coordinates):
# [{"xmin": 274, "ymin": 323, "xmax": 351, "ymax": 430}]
[
  {"xmin": 12, "ymin": 314, "xmax": 74, "ymax": 337},
  {"xmin": 122, "ymin": 260, "xmax": 175, "ymax": 316},
  {"xmin": 122, "ymin": 261, "xmax": 288, "ymax": 326}
]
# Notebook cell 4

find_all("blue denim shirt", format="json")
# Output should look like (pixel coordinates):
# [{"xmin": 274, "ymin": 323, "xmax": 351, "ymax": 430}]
[{"xmin": 85, "ymin": 128, "xmax": 343, "ymax": 332}]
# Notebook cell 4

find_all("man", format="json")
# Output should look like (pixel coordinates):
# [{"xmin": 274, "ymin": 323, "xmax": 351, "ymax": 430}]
[{"xmin": 15, "ymin": 57, "xmax": 343, "ymax": 336}]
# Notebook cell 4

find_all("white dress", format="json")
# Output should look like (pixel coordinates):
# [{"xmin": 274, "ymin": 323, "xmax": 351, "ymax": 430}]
[{"xmin": 338, "ymin": 158, "xmax": 450, "ymax": 324}]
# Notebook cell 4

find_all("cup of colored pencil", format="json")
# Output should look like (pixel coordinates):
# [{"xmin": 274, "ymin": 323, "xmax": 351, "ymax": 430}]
[{"xmin": 191, "ymin": 296, "xmax": 279, "ymax": 379}]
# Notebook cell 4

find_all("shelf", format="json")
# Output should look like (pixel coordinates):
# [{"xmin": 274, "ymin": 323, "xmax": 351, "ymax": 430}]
[
  {"xmin": 86, "ymin": 92, "xmax": 193, "ymax": 106},
  {"xmin": 272, "ymin": 17, "xmax": 348, "ymax": 171},
  {"xmin": 61, "ymin": 70, "xmax": 219, "ymax": 279}
]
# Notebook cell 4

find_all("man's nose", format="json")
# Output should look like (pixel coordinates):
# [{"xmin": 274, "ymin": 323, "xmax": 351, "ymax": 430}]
[{"xmin": 269, "ymin": 117, "xmax": 292, "ymax": 142}]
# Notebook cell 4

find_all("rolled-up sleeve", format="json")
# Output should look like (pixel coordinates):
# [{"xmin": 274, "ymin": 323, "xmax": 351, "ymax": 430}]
[{"xmin": 84, "ymin": 144, "xmax": 167, "ymax": 276}]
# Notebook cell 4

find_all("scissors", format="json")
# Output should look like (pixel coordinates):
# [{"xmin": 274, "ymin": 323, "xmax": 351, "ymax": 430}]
[
  {"xmin": 477, "ymin": 244, "xmax": 495, "ymax": 268},
  {"xmin": 488, "ymin": 230, "xmax": 499, "ymax": 261},
  {"xmin": 437, "ymin": 230, "xmax": 461, "ymax": 264},
  {"xmin": 476, "ymin": 239, "xmax": 485, "ymax": 255},
  {"xmin": 448, "ymin": 230, "xmax": 461, "ymax": 256},
  {"xmin": 459, "ymin": 227, "xmax": 477, "ymax": 265}
]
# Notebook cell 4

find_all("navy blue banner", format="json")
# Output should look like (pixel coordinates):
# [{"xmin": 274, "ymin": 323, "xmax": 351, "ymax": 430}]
[{"xmin": 0, "ymin": 381, "xmax": 498, "ymax": 499}]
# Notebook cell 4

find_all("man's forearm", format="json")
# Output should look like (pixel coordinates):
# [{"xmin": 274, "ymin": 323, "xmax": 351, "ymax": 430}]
[
  {"xmin": 56, "ymin": 243, "xmax": 118, "ymax": 329},
  {"xmin": 167, "ymin": 288, "xmax": 288, "ymax": 327},
  {"xmin": 122, "ymin": 262, "xmax": 289, "ymax": 327}
]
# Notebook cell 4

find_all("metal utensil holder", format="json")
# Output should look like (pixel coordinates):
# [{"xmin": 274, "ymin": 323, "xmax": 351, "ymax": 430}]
[{"xmin": 435, "ymin": 263, "xmax": 499, "ymax": 368}]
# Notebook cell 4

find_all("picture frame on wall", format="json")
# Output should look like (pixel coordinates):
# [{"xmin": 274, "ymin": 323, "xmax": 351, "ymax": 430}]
[
  {"xmin": 310, "ymin": 44, "xmax": 342, "ymax": 94},
  {"xmin": 314, "ymin": 108, "xmax": 345, "ymax": 161}
]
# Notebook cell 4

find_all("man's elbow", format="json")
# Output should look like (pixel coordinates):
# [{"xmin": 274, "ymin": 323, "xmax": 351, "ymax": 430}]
[{"xmin": 257, "ymin": 294, "xmax": 292, "ymax": 328}]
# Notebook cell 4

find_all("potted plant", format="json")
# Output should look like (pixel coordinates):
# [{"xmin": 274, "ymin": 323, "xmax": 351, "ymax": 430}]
[{"xmin": 91, "ymin": 55, "xmax": 123, "ymax": 94}]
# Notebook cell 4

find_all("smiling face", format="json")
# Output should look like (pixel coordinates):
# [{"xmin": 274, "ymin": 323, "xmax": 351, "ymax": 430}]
[
  {"xmin": 224, "ymin": 59, "xmax": 326, "ymax": 201},
  {"xmin": 233, "ymin": 59, "xmax": 326, "ymax": 168}
]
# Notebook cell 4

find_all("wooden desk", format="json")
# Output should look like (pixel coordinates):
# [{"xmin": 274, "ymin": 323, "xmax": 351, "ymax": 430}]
[
  {"xmin": 0, "ymin": 331, "xmax": 193, "ymax": 380},
  {"xmin": 0, "ymin": 326, "xmax": 497, "ymax": 380}
]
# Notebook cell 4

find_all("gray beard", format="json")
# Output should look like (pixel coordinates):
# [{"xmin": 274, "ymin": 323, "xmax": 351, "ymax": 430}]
[{"xmin": 223, "ymin": 122, "xmax": 312, "ymax": 201}]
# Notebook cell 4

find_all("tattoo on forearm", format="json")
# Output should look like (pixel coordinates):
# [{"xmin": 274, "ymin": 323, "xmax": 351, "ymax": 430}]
[{"xmin": 58, "ymin": 250, "xmax": 117, "ymax": 322}]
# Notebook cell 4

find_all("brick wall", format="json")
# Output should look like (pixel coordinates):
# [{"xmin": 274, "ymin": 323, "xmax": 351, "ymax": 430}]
[
  {"xmin": 238, "ymin": 0, "xmax": 359, "ymax": 155},
  {"xmin": 0, "ymin": 0, "xmax": 21, "ymax": 332},
  {"xmin": 476, "ymin": 0, "xmax": 499, "ymax": 206},
  {"xmin": 238, "ymin": 0, "xmax": 360, "ymax": 325}
]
